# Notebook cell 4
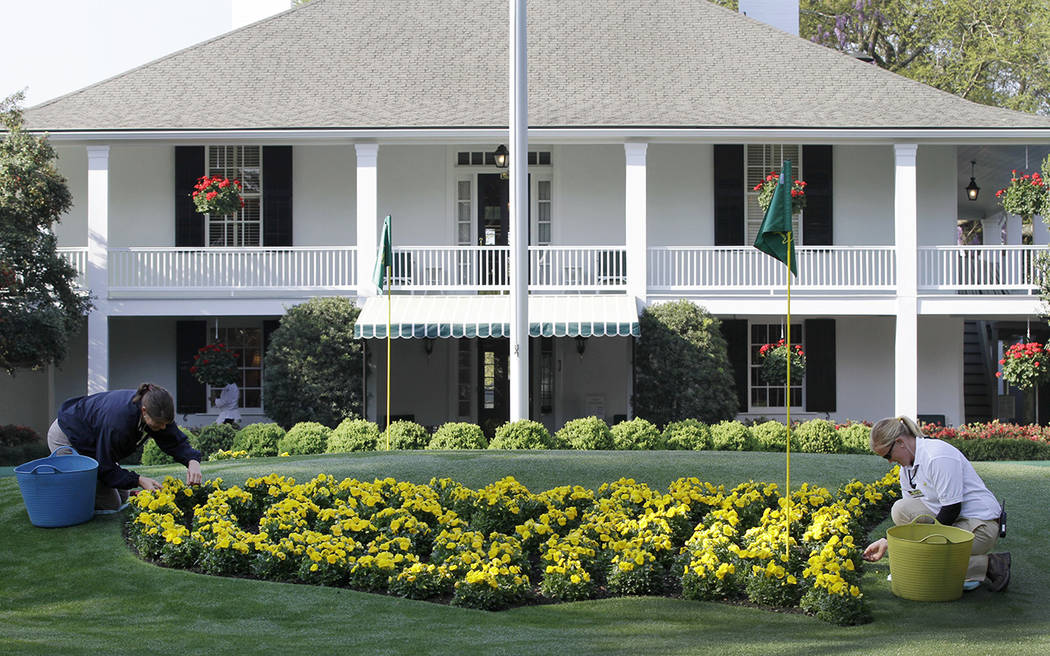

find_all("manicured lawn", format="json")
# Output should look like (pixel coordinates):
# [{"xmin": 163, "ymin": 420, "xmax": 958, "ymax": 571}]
[{"xmin": 2, "ymin": 451, "xmax": 1047, "ymax": 655}]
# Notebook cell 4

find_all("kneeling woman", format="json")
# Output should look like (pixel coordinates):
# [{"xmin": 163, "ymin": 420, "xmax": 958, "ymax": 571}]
[
  {"xmin": 862, "ymin": 416, "xmax": 1010, "ymax": 592},
  {"xmin": 47, "ymin": 383, "xmax": 203, "ymax": 511}
]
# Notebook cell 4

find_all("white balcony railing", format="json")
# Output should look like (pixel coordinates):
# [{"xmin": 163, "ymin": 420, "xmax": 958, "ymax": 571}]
[
  {"xmin": 108, "ymin": 247, "xmax": 357, "ymax": 292},
  {"xmin": 387, "ymin": 246, "xmax": 627, "ymax": 291},
  {"xmin": 59, "ymin": 244, "xmax": 1045, "ymax": 297},
  {"xmin": 57, "ymin": 247, "xmax": 87, "ymax": 288},
  {"xmin": 917, "ymin": 245, "xmax": 1044, "ymax": 291},
  {"xmin": 648, "ymin": 246, "xmax": 897, "ymax": 291}
]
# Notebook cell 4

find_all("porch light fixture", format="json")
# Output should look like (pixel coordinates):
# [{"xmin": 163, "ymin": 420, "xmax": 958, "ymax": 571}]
[
  {"xmin": 575, "ymin": 335, "xmax": 587, "ymax": 357},
  {"xmin": 493, "ymin": 144, "xmax": 509, "ymax": 169},
  {"xmin": 966, "ymin": 161, "xmax": 980, "ymax": 201}
]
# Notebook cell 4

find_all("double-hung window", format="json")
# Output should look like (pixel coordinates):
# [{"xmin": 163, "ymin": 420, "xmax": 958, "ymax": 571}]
[
  {"xmin": 750, "ymin": 322, "xmax": 804, "ymax": 409},
  {"xmin": 207, "ymin": 146, "xmax": 262, "ymax": 247},
  {"xmin": 745, "ymin": 145, "xmax": 802, "ymax": 244}
]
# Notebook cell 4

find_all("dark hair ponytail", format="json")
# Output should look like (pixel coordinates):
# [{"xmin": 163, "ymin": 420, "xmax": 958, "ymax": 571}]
[{"xmin": 132, "ymin": 383, "xmax": 175, "ymax": 424}]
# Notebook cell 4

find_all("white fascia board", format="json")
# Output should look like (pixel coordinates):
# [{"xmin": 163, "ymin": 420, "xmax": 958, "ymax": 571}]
[
  {"xmin": 106, "ymin": 297, "xmax": 325, "ymax": 316},
  {"xmin": 649, "ymin": 295, "xmax": 900, "ymax": 316},
  {"xmin": 37, "ymin": 126, "xmax": 1050, "ymax": 146},
  {"xmin": 917, "ymin": 295, "xmax": 1042, "ymax": 316}
]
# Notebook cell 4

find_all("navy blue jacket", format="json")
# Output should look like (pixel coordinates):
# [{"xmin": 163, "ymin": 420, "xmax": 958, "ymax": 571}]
[{"xmin": 57, "ymin": 390, "xmax": 202, "ymax": 489}]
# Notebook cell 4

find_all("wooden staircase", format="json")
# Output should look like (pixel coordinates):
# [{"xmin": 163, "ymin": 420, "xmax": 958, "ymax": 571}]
[{"xmin": 963, "ymin": 320, "xmax": 996, "ymax": 423}]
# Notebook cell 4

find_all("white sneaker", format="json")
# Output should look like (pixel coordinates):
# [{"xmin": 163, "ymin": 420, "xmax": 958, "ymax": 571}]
[{"xmin": 963, "ymin": 580, "xmax": 981, "ymax": 591}]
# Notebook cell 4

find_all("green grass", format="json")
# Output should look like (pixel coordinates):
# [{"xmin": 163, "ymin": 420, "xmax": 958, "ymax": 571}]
[{"xmin": 2, "ymin": 451, "xmax": 1047, "ymax": 655}]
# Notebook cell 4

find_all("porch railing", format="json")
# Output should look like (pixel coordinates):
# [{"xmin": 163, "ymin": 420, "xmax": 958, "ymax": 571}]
[
  {"xmin": 917, "ymin": 245, "xmax": 1044, "ymax": 291},
  {"xmin": 59, "ymin": 244, "xmax": 1046, "ymax": 296},
  {"xmin": 388, "ymin": 246, "xmax": 628, "ymax": 291},
  {"xmin": 108, "ymin": 247, "xmax": 358, "ymax": 292},
  {"xmin": 648, "ymin": 246, "xmax": 897, "ymax": 291}
]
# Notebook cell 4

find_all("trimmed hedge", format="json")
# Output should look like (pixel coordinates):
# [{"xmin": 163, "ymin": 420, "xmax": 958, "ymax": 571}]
[
  {"xmin": 489, "ymin": 420, "xmax": 556, "ymax": 450},
  {"xmin": 192, "ymin": 423, "xmax": 237, "ymax": 459},
  {"xmin": 232, "ymin": 423, "xmax": 285, "ymax": 457},
  {"xmin": 327, "ymin": 419, "xmax": 380, "ymax": 452},
  {"xmin": 611, "ymin": 418, "xmax": 664, "ymax": 450},
  {"xmin": 277, "ymin": 422, "xmax": 332, "ymax": 455},
  {"xmin": 556, "ymin": 417, "xmax": 613, "ymax": 450},
  {"xmin": 663, "ymin": 419, "xmax": 713, "ymax": 451},
  {"xmin": 380, "ymin": 420, "xmax": 430, "ymax": 450},
  {"xmin": 427, "ymin": 422, "xmax": 488, "ymax": 450},
  {"xmin": 945, "ymin": 437, "xmax": 1050, "ymax": 461}
]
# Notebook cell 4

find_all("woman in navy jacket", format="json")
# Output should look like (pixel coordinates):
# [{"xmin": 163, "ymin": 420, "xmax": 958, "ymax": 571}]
[{"xmin": 47, "ymin": 383, "xmax": 203, "ymax": 511}]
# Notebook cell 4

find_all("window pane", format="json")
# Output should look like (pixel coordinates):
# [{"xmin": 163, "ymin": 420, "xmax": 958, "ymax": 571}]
[
  {"xmin": 458, "ymin": 180, "xmax": 471, "ymax": 201},
  {"xmin": 538, "ymin": 224, "xmax": 550, "ymax": 244},
  {"xmin": 538, "ymin": 180, "xmax": 551, "ymax": 201}
]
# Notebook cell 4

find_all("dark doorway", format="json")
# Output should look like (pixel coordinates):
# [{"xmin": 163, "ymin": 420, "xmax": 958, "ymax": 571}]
[
  {"xmin": 478, "ymin": 173, "xmax": 509, "ymax": 287},
  {"xmin": 477, "ymin": 338, "xmax": 509, "ymax": 437}
]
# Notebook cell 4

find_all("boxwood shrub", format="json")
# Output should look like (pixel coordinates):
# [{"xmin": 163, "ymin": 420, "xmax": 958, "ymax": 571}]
[
  {"xmin": 837, "ymin": 422, "xmax": 872, "ymax": 454},
  {"xmin": 945, "ymin": 437, "xmax": 1050, "ymax": 461},
  {"xmin": 489, "ymin": 420, "xmax": 555, "ymax": 450},
  {"xmin": 556, "ymin": 416, "xmax": 613, "ymax": 450},
  {"xmin": 427, "ymin": 422, "xmax": 488, "ymax": 450},
  {"xmin": 711, "ymin": 420, "xmax": 755, "ymax": 451},
  {"xmin": 231, "ymin": 423, "xmax": 285, "ymax": 457},
  {"xmin": 277, "ymin": 421, "xmax": 332, "ymax": 455},
  {"xmin": 192, "ymin": 423, "xmax": 237, "ymax": 460},
  {"xmin": 328, "ymin": 418, "xmax": 380, "ymax": 452},
  {"xmin": 611, "ymin": 418, "xmax": 664, "ymax": 450},
  {"xmin": 794, "ymin": 419, "xmax": 841, "ymax": 454},
  {"xmin": 751, "ymin": 420, "xmax": 788, "ymax": 452},
  {"xmin": 141, "ymin": 437, "xmax": 176, "ymax": 465},
  {"xmin": 381, "ymin": 420, "xmax": 430, "ymax": 450},
  {"xmin": 663, "ymin": 419, "xmax": 713, "ymax": 451}
]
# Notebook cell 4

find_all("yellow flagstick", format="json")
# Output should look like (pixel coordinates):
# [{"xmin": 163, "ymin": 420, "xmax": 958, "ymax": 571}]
[
  {"xmin": 784, "ymin": 233, "xmax": 792, "ymax": 559},
  {"xmin": 385, "ymin": 263, "xmax": 391, "ymax": 451}
]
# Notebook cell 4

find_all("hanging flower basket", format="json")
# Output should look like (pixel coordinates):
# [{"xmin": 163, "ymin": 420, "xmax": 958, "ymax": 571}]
[
  {"xmin": 995, "ymin": 170, "xmax": 1046, "ymax": 222},
  {"xmin": 191, "ymin": 175, "xmax": 243, "ymax": 216},
  {"xmin": 190, "ymin": 343, "xmax": 239, "ymax": 387},
  {"xmin": 997, "ymin": 341, "xmax": 1050, "ymax": 390},
  {"xmin": 754, "ymin": 172, "xmax": 807, "ymax": 216},
  {"xmin": 758, "ymin": 339, "xmax": 806, "ymax": 386}
]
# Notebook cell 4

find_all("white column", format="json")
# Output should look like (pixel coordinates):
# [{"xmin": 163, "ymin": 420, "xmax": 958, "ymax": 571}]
[
  {"xmin": 1005, "ymin": 214, "xmax": 1023, "ymax": 245},
  {"xmin": 1033, "ymin": 215, "xmax": 1050, "ymax": 245},
  {"xmin": 508, "ymin": 0, "xmax": 529, "ymax": 421},
  {"xmin": 893, "ymin": 144, "xmax": 918, "ymax": 419},
  {"xmin": 356, "ymin": 143, "xmax": 379, "ymax": 297},
  {"xmin": 86, "ymin": 146, "xmax": 110, "ymax": 394},
  {"xmin": 982, "ymin": 214, "xmax": 1004, "ymax": 245},
  {"xmin": 624, "ymin": 142, "xmax": 648, "ymax": 304}
]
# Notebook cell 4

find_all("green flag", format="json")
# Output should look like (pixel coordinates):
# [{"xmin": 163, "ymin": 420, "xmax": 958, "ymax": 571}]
[
  {"xmin": 753, "ymin": 160, "xmax": 797, "ymax": 277},
  {"xmin": 372, "ymin": 215, "xmax": 393, "ymax": 292}
]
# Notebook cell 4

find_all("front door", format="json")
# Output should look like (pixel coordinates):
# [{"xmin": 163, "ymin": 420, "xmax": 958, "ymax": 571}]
[
  {"xmin": 477, "ymin": 173, "xmax": 509, "ymax": 286},
  {"xmin": 477, "ymin": 338, "xmax": 509, "ymax": 437}
]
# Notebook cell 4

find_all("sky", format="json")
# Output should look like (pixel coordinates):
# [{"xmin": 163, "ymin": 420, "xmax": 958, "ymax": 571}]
[{"xmin": 1, "ymin": 0, "xmax": 291, "ymax": 108}]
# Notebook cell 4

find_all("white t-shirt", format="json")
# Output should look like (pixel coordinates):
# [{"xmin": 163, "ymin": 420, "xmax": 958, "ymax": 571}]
[{"xmin": 898, "ymin": 437, "xmax": 1001, "ymax": 521}]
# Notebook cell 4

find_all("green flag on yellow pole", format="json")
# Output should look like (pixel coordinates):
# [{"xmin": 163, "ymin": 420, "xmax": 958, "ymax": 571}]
[
  {"xmin": 372, "ymin": 215, "xmax": 393, "ymax": 291},
  {"xmin": 754, "ymin": 160, "xmax": 797, "ymax": 277}
]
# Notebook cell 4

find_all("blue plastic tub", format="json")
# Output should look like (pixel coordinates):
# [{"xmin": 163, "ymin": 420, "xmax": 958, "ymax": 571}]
[{"xmin": 15, "ymin": 446, "xmax": 98, "ymax": 528}]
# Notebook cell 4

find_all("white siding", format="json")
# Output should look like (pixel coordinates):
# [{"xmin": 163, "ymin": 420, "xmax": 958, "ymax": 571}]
[
  {"xmin": 378, "ymin": 145, "xmax": 448, "ymax": 245},
  {"xmin": 293, "ymin": 145, "xmax": 356, "ymax": 246},
  {"xmin": 53, "ymin": 146, "xmax": 88, "ymax": 246},
  {"xmin": 835, "ymin": 316, "xmax": 896, "ymax": 421},
  {"xmin": 110, "ymin": 145, "xmax": 175, "ymax": 246},
  {"xmin": 918, "ymin": 316, "xmax": 965, "ymax": 425},
  {"xmin": 833, "ymin": 145, "xmax": 894, "ymax": 245},
  {"xmin": 917, "ymin": 145, "xmax": 958, "ymax": 246},
  {"xmin": 648, "ymin": 144, "xmax": 712, "ymax": 246},
  {"xmin": 555, "ymin": 145, "xmax": 625, "ymax": 245},
  {"xmin": 555, "ymin": 336, "xmax": 631, "ymax": 426}
]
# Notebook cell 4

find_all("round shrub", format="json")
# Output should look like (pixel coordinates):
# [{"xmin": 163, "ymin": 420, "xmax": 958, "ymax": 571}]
[
  {"xmin": 634, "ymin": 300, "xmax": 738, "ymax": 425},
  {"xmin": 611, "ymin": 418, "xmax": 665, "ymax": 450},
  {"xmin": 328, "ymin": 418, "xmax": 381, "ymax": 452},
  {"xmin": 489, "ymin": 420, "xmax": 554, "ymax": 450},
  {"xmin": 192, "ymin": 423, "xmax": 237, "ymax": 459},
  {"xmin": 277, "ymin": 421, "xmax": 332, "ymax": 455},
  {"xmin": 427, "ymin": 422, "xmax": 488, "ymax": 450},
  {"xmin": 381, "ymin": 420, "xmax": 429, "ymax": 450},
  {"xmin": 711, "ymin": 420, "xmax": 755, "ymax": 451},
  {"xmin": 752, "ymin": 421, "xmax": 788, "ymax": 451},
  {"xmin": 141, "ymin": 437, "xmax": 176, "ymax": 465},
  {"xmin": 837, "ymin": 422, "xmax": 872, "ymax": 454},
  {"xmin": 794, "ymin": 419, "xmax": 842, "ymax": 454},
  {"xmin": 663, "ymin": 419, "xmax": 713, "ymax": 451},
  {"xmin": 263, "ymin": 297, "xmax": 363, "ymax": 429},
  {"xmin": 231, "ymin": 423, "xmax": 285, "ymax": 457},
  {"xmin": 556, "ymin": 416, "xmax": 613, "ymax": 450}
]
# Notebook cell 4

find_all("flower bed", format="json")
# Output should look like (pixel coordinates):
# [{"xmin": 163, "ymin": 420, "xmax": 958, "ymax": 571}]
[{"xmin": 127, "ymin": 470, "xmax": 900, "ymax": 625}]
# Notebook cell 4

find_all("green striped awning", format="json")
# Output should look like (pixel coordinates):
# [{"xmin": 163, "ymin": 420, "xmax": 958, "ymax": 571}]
[{"xmin": 353, "ymin": 295, "xmax": 640, "ymax": 339}]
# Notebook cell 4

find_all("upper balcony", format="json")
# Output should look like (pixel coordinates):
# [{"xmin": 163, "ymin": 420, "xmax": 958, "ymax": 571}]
[{"xmin": 58, "ymin": 244, "xmax": 1045, "ymax": 302}]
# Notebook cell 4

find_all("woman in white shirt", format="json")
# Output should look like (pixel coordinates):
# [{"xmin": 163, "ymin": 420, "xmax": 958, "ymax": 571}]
[{"xmin": 861, "ymin": 416, "xmax": 1010, "ymax": 592}]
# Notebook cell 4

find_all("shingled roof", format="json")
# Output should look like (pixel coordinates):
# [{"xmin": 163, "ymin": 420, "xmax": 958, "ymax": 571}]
[{"xmin": 23, "ymin": 0, "xmax": 1050, "ymax": 132}]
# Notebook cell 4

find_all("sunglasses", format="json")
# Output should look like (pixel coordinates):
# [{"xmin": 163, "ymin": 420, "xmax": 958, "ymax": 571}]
[{"xmin": 881, "ymin": 439, "xmax": 897, "ymax": 461}]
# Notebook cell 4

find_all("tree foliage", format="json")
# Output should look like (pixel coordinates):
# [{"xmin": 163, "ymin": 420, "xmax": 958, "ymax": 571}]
[
  {"xmin": 0, "ymin": 92, "xmax": 91, "ymax": 373},
  {"xmin": 708, "ymin": 1, "xmax": 1050, "ymax": 115},
  {"xmin": 633, "ymin": 300, "xmax": 738, "ymax": 426},
  {"xmin": 262, "ymin": 296, "xmax": 363, "ymax": 429}
]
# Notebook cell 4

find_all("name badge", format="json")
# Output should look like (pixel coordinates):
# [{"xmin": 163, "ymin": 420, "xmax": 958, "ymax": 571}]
[{"xmin": 906, "ymin": 488, "xmax": 924, "ymax": 498}]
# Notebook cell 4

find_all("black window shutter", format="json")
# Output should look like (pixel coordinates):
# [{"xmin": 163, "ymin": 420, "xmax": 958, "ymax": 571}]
[
  {"xmin": 805, "ymin": 319, "xmax": 836, "ymax": 412},
  {"xmin": 263, "ymin": 146, "xmax": 293, "ymax": 247},
  {"xmin": 714, "ymin": 145, "xmax": 745, "ymax": 246},
  {"xmin": 176, "ymin": 320, "xmax": 207, "ymax": 414},
  {"xmin": 175, "ymin": 146, "xmax": 205, "ymax": 247},
  {"xmin": 802, "ymin": 145, "xmax": 833, "ymax": 246},
  {"xmin": 262, "ymin": 319, "xmax": 281, "ymax": 360},
  {"xmin": 720, "ymin": 318, "xmax": 749, "ymax": 413}
]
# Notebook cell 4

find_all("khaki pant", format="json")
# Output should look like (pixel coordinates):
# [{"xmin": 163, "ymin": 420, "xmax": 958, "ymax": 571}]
[
  {"xmin": 47, "ymin": 420, "xmax": 129, "ymax": 511},
  {"xmin": 890, "ymin": 496, "xmax": 999, "ymax": 581}
]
